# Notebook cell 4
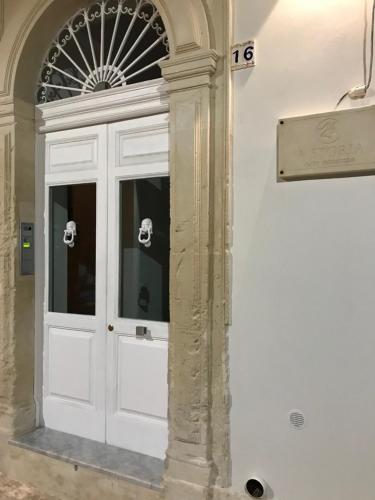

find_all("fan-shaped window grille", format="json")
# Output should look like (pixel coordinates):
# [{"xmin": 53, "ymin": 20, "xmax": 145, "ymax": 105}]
[{"xmin": 37, "ymin": 0, "xmax": 169, "ymax": 104}]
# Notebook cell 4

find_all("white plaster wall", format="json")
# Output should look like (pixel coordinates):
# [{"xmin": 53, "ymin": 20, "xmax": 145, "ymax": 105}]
[{"xmin": 230, "ymin": 1, "xmax": 375, "ymax": 499}]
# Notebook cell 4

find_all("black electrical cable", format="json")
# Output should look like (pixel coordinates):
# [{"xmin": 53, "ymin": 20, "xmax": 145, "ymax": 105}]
[{"xmin": 336, "ymin": 91, "xmax": 349, "ymax": 108}]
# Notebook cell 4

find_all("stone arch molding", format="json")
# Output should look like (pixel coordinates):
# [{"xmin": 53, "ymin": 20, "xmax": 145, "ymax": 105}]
[
  {"xmin": 0, "ymin": 0, "xmax": 211, "ymax": 100},
  {"xmin": 0, "ymin": 1, "xmax": 232, "ymax": 500}
]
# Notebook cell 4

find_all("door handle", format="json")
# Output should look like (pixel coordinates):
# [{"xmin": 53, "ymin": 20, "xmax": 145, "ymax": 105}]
[{"xmin": 107, "ymin": 325, "xmax": 148, "ymax": 336}]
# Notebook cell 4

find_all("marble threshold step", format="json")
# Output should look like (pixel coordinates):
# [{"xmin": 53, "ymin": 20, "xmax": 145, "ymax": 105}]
[{"xmin": 9, "ymin": 427, "xmax": 164, "ymax": 491}]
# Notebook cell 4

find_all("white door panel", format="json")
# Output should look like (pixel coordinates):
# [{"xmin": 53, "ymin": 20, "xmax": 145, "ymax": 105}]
[
  {"xmin": 117, "ymin": 337, "xmax": 168, "ymax": 418},
  {"xmin": 110, "ymin": 113, "xmax": 169, "ymax": 177},
  {"xmin": 43, "ymin": 399, "xmax": 105, "ymax": 442},
  {"xmin": 106, "ymin": 335, "xmax": 168, "ymax": 457},
  {"xmin": 43, "ymin": 116, "xmax": 169, "ymax": 458},
  {"xmin": 43, "ymin": 325, "xmax": 105, "ymax": 441},
  {"xmin": 47, "ymin": 138, "xmax": 97, "ymax": 172},
  {"xmin": 45, "ymin": 126, "xmax": 104, "ymax": 174},
  {"xmin": 107, "ymin": 335, "xmax": 168, "ymax": 458},
  {"xmin": 43, "ymin": 124, "xmax": 107, "ymax": 442},
  {"xmin": 106, "ymin": 410, "xmax": 168, "ymax": 460},
  {"xmin": 47, "ymin": 327, "xmax": 94, "ymax": 404},
  {"xmin": 106, "ymin": 115, "xmax": 169, "ymax": 458},
  {"xmin": 114, "ymin": 115, "xmax": 169, "ymax": 159}
]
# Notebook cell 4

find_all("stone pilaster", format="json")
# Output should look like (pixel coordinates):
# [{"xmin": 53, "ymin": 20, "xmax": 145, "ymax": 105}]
[
  {"xmin": 161, "ymin": 50, "xmax": 218, "ymax": 500},
  {"xmin": 0, "ymin": 99, "xmax": 35, "ymax": 437},
  {"xmin": 0, "ymin": 0, "xmax": 3, "ymax": 41},
  {"xmin": 0, "ymin": 125, "xmax": 17, "ymax": 435}
]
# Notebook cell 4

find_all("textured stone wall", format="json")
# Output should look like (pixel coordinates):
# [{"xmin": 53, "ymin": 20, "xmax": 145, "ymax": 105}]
[
  {"xmin": 0, "ymin": 128, "xmax": 17, "ymax": 436},
  {"xmin": 0, "ymin": 1, "xmax": 233, "ymax": 499},
  {"xmin": 0, "ymin": 109, "xmax": 35, "ymax": 438}
]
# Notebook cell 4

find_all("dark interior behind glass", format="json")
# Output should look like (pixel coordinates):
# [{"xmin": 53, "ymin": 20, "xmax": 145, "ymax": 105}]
[
  {"xmin": 119, "ymin": 177, "xmax": 170, "ymax": 322},
  {"xmin": 49, "ymin": 183, "xmax": 96, "ymax": 315}
]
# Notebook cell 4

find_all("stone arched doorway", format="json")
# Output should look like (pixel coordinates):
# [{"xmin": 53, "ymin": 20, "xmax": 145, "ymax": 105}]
[{"xmin": 0, "ymin": 1, "xmax": 231, "ymax": 499}]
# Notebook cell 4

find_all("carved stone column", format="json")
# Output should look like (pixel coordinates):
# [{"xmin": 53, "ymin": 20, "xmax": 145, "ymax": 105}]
[
  {"xmin": 0, "ymin": 99, "xmax": 35, "ymax": 437},
  {"xmin": 0, "ymin": 0, "xmax": 3, "ymax": 41},
  {"xmin": 161, "ymin": 50, "xmax": 219, "ymax": 500}
]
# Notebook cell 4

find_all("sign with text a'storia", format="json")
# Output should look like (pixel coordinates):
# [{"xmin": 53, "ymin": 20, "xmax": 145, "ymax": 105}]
[{"xmin": 277, "ymin": 106, "xmax": 375, "ymax": 181}]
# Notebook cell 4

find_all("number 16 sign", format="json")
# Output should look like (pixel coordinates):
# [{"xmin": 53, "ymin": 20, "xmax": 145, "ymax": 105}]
[{"xmin": 231, "ymin": 40, "xmax": 255, "ymax": 71}]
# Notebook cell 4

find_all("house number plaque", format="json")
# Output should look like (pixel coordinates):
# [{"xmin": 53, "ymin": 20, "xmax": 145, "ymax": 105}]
[{"xmin": 231, "ymin": 40, "xmax": 255, "ymax": 70}]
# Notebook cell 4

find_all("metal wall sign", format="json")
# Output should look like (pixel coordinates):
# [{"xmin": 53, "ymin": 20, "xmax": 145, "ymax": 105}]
[
  {"xmin": 231, "ymin": 40, "xmax": 255, "ymax": 71},
  {"xmin": 277, "ymin": 106, "xmax": 375, "ymax": 181}
]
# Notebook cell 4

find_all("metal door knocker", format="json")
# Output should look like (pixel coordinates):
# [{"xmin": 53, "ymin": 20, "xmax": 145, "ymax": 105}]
[
  {"xmin": 138, "ymin": 218, "xmax": 153, "ymax": 248},
  {"xmin": 63, "ymin": 220, "xmax": 77, "ymax": 248}
]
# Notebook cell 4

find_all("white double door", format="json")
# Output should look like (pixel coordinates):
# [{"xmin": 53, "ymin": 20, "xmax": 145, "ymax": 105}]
[{"xmin": 43, "ymin": 114, "xmax": 169, "ymax": 459}]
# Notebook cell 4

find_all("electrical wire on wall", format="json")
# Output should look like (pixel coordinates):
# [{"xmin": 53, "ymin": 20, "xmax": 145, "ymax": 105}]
[{"xmin": 336, "ymin": 0, "xmax": 375, "ymax": 107}]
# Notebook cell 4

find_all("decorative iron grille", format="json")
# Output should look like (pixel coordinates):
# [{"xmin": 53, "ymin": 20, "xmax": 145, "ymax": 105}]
[{"xmin": 37, "ymin": 0, "xmax": 169, "ymax": 104}]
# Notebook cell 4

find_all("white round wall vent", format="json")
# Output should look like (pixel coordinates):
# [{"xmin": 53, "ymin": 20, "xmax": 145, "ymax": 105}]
[{"xmin": 289, "ymin": 410, "xmax": 305, "ymax": 430}]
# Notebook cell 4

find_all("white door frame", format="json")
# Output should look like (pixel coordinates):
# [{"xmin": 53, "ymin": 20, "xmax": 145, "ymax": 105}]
[{"xmin": 34, "ymin": 79, "xmax": 169, "ymax": 432}]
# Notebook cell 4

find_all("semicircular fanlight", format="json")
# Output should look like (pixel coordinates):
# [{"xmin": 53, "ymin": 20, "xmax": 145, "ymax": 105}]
[{"xmin": 37, "ymin": 0, "xmax": 169, "ymax": 104}]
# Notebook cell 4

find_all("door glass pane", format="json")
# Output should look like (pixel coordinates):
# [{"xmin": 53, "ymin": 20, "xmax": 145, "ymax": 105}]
[
  {"xmin": 119, "ymin": 177, "xmax": 170, "ymax": 322},
  {"xmin": 49, "ymin": 183, "xmax": 96, "ymax": 315}
]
